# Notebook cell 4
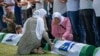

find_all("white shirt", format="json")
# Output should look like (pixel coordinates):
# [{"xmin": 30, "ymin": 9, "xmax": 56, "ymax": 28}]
[
  {"xmin": 21, "ymin": 0, "xmax": 27, "ymax": 10},
  {"xmin": 80, "ymin": 0, "xmax": 93, "ymax": 9},
  {"xmin": 67, "ymin": 0, "xmax": 79, "ymax": 11},
  {"xmin": 93, "ymin": 0, "xmax": 100, "ymax": 16},
  {"xmin": 53, "ymin": 0, "xmax": 67, "ymax": 14},
  {"xmin": 3, "ymin": 0, "xmax": 15, "ymax": 14},
  {"xmin": 35, "ymin": 0, "xmax": 44, "ymax": 10},
  {"xmin": 21, "ymin": 0, "xmax": 31, "ymax": 10}
]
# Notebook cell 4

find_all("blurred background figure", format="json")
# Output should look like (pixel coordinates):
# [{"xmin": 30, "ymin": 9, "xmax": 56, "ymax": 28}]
[
  {"xmin": 0, "ymin": 0, "xmax": 7, "ymax": 29},
  {"xmin": 53, "ymin": 0, "xmax": 67, "ymax": 17},
  {"xmin": 52, "ymin": 12, "xmax": 73, "ymax": 41},
  {"xmin": 35, "ymin": 0, "xmax": 44, "ymax": 10},
  {"xmin": 17, "ymin": 9, "xmax": 53, "ymax": 55},
  {"xmin": 79, "ymin": 0, "xmax": 96, "ymax": 46},
  {"xmin": 66, "ymin": 0, "xmax": 84, "ymax": 43},
  {"xmin": 16, "ymin": 25, "xmax": 23, "ymax": 34},
  {"xmin": 3, "ymin": 0, "xmax": 15, "ymax": 14},
  {"xmin": 2, "ymin": 6, "xmax": 16, "ymax": 33},
  {"xmin": 14, "ymin": 0, "xmax": 23, "ymax": 26},
  {"xmin": 93, "ymin": 0, "xmax": 100, "ymax": 46}
]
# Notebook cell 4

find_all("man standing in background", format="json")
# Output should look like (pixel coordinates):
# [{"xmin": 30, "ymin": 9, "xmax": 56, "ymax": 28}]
[
  {"xmin": 93, "ymin": 0, "xmax": 100, "ymax": 46},
  {"xmin": 0, "ymin": 0, "xmax": 7, "ymax": 30},
  {"xmin": 66, "ymin": 0, "xmax": 85, "ymax": 42},
  {"xmin": 79, "ymin": 0, "xmax": 96, "ymax": 46},
  {"xmin": 53, "ymin": 0, "xmax": 67, "ymax": 17},
  {"xmin": 35, "ymin": 0, "xmax": 44, "ymax": 10},
  {"xmin": 14, "ymin": 0, "xmax": 23, "ymax": 26},
  {"xmin": 3, "ymin": 0, "xmax": 15, "ymax": 14}
]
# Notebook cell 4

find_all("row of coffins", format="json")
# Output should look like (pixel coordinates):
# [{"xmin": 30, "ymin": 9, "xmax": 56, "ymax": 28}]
[{"xmin": 0, "ymin": 33, "xmax": 100, "ymax": 56}]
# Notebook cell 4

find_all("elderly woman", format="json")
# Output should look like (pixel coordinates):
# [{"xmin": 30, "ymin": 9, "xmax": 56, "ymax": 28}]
[
  {"xmin": 51, "ymin": 12, "xmax": 73, "ymax": 41},
  {"xmin": 17, "ymin": 9, "xmax": 53, "ymax": 55}
]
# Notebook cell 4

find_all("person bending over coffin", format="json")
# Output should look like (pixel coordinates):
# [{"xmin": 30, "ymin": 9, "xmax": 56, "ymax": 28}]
[
  {"xmin": 17, "ymin": 9, "xmax": 53, "ymax": 55},
  {"xmin": 51, "ymin": 12, "xmax": 73, "ymax": 41}
]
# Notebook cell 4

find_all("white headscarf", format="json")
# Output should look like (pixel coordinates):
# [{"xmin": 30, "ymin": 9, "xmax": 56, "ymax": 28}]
[
  {"xmin": 33, "ymin": 9, "xmax": 47, "ymax": 40},
  {"xmin": 52, "ymin": 12, "xmax": 65, "ymax": 24}
]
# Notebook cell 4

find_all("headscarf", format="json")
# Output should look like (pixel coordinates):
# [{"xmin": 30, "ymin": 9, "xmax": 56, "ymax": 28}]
[
  {"xmin": 33, "ymin": 9, "xmax": 47, "ymax": 40},
  {"xmin": 52, "ymin": 12, "xmax": 65, "ymax": 24},
  {"xmin": 33, "ymin": 9, "xmax": 47, "ymax": 18}
]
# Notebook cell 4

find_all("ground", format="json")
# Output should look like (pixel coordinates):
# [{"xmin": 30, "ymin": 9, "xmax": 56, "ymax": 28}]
[{"xmin": 0, "ymin": 43, "xmax": 58, "ymax": 56}]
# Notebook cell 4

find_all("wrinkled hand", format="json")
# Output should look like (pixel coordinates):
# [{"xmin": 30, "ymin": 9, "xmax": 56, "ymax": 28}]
[
  {"xmin": 50, "ymin": 43, "xmax": 54, "ymax": 50},
  {"xmin": 61, "ymin": 37, "xmax": 66, "ymax": 41}
]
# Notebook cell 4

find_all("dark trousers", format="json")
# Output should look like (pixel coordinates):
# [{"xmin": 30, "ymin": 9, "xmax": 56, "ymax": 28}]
[
  {"xmin": 63, "ymin": 11, "xmax": 67, "ymax": 17},
  {"xmin": 0, "ymin": 12, "xmax": 7, "ymax": 29},
  {"xmin": 67, "ymin": 11, "xmax": 85, "ymax": 43},
  {"xmin": 93, "ymin": 13, "xmax": 99, "ymax": 46},
  {"xmin": 14, "ymin": 5, "xmax": 23, "ymax": 26},
  {"xmin": 96, "ymin": 17, "xmax": 100, "ymax": 46},
  {"xmin": 79, "ymin": 9, "xmax": 96, "ymax": 46},
  {"xmin": 27, "ymin": 7, "xmax": 32, "ymax": 18},
  {"xmin": 22, "ymin": 8, "xmax": 33, "ymax": 23}
]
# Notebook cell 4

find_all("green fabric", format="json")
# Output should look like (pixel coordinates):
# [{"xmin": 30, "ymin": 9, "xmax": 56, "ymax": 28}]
[
  {"xmin": 0, "ymin": 33, "xmax": 7, "ymax": 42},
  {"xmin": 43, "ymin": 43, "xmax": 49, "ymax": 51},
  {"xmin": 79, "ymin": 44, "xmax": 96, "ymax": 56},
  {"xmin": 93, "ymin": 47, "xmax": 100, "ymax": 56}
]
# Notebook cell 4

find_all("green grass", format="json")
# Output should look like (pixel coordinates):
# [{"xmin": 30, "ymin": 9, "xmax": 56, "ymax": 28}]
[{"xmin": 0, "ymin": 43, "xmax": 58, "ymax": 56}]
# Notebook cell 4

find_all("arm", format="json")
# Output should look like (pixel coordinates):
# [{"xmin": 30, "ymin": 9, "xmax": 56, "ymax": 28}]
[
  {"xmin": 5, "ymin": 18, "xmax": 14, "ymax": 23},
  {"xmin": 19, "ymin": 0, "xmax": 28, "ymax": 6},
  {"xmin": 29, "ymin": 0, "xmax": 41, "ymax": 4},
  {"xmin": 0, "ymin": 2, "xmax": 4, "ymax": 6},
  {"xmin": 42, "ymin": 31, "xmax": 52, "ymax": 45},
  {"xmin": 60, "ymin": 0, "xmax": 67, "ymax": 3},
  {"xmin": 37, "ymin": 18, "xmax": 52, "ymax": 45},
  {"xmin": 3, "ymin": 16, "xmax": 13, "ymax": 23},
  {"xmin": 62, "ymin": 18, "xmax": 72, "ymax": 39},
  {"xmin": 5, "ymin": 0, "xmax": 15, "ymax": 6},
  {"xmin": 51, "ymin": 21, "xmax": 58, "ymax": 38},
  {"xmin": 3, "ymin": 13, "xmax": 15, "ymax": 23},
  {"xmin": 0, "ymin": 0, "xmax": 5, "ymax": 6},
  {"xmin": 45, "ymin": 0, "xmax": 53, "ymax": 3}
]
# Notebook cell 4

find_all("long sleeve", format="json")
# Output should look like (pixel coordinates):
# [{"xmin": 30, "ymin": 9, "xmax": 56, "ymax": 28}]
[
  {"xmin": 36, "ymin": 18, "xmax": 45, "ymax": 40},
  {"xmin": 42, "ymin": 31, "xmax": 52, "ymax": 44},
  {"xmin": 62, "ymin": 18, "xmax": 73, "ymax": 40},
  {"xmin": 51, "ymin": 21, "xmax": 58, "ymax": 38}
]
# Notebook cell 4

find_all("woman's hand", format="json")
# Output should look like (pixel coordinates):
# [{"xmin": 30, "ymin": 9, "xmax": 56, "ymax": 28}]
[
  {"xmin": 61, "ymin": 37, "xmax": 66, "ymax": 41},
  {"xmin": 50, "ymin": 43, "xmax": 54, "ymax": 50},
  {"xmin": 2, "ymin": 16, "xmax": 7, "ymax": 23}
]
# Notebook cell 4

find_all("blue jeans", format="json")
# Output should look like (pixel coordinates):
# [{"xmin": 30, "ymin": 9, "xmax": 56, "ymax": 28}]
[
  {"xmin": 93, "ymin": 12, "xmax": 99, "ymax": 46},
  {"xmin": 0, "ymin": 12, "xmax": 7, "ymax": 29},
  {"xmin": 79, "ymin": 9, "xmax": 96, "ymax": 46},
  {"xmin": 67, "ymin": 11, "xmax": 85, "ymax": 43},
  {"xmin": 14, "ymin": 4, "xmax": 23, "ymax": 26}
]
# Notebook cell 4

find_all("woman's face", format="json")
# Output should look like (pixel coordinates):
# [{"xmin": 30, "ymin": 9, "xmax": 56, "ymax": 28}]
[
  {"xmin": 6, "ymin": 6, "xmax": 11, "ymax": 13},
  {"xmin": 54, "ymin": 17, "xmax": 61, "ymax": 25}
]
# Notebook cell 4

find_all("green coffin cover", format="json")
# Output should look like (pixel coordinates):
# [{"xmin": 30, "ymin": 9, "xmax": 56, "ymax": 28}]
[
  {"xmin": 79, "ymin": 44, "xmax": 96, "ymax": 56},
  {"xmin": 93, "ymin": 47, "xmax": 100, "ymax": 56},
  {"xmin": 0, "ymin": 33, "xmax": 7, "ymax": 42}
]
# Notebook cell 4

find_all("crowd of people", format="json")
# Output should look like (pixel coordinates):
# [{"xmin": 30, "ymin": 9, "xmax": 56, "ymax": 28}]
[{"xmin": 0, "ymin": 0, "xmax": 100, "ymax": 55}]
